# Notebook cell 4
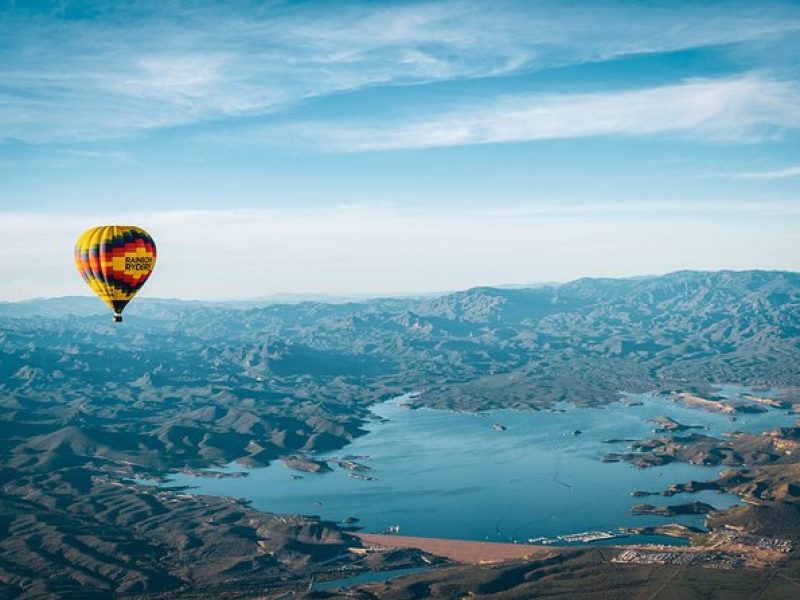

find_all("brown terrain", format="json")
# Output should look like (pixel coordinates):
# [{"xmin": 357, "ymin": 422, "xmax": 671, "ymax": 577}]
[
  {"xmin": 354, "ymin": 534, "xmax": 557, "ymax": 564},
  {"xmin": 1, "ymin": 271, "xmax": 799, "ymax": 597},
  {"xmin": 306, "ymin": 545, "xmax": 800, "ymax": 600},
  {"xmin": 672, "ymin": 392, "xmax": 737, "ymax": 414}
]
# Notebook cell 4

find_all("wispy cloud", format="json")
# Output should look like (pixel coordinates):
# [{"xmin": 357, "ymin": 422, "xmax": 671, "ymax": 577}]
[
  {"xmin": 63, "ymin": 149, "xmax": 133, "ymax": 164},
  {"xmin": 1, "ymin": 0, "xmax": 799, "ymax": 143},
  {"xmin": 1, "ymin": 201, "xmax": 798, "ymax": 300},
  {"xmin": 723, "ymin": 165, "xmax": 800, "ymax": 179},
  {"xmin": 270, "ymin": 75, "xmax": 800, "ymax": 151},
  {"xmin": 474, "ymin": 200, "xmax": 800, "ymax": 218}
]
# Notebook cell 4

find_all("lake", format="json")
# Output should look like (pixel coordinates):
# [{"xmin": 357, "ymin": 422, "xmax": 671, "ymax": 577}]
[{"xmin": 165, "ymin": 385, "xmax": 793, "ymax": 546}]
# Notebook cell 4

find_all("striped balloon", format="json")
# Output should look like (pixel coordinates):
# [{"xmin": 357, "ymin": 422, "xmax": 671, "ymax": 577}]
[{"xmin": 74, "ymin": 225, "xmax": 157, "ymax": 322}]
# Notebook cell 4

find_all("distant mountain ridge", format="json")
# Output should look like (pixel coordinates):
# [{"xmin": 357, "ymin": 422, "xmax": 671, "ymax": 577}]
[
  {"xmin": 1, "ymin": 269, "xmax": 799, "ymax": 595},
  {"xmin": 2, "ymin": 269, "xmax": 796, "ymax": 319},
  {"xmin": 2, "ymin": 270, "xmax": 798, "ymax": 410}
]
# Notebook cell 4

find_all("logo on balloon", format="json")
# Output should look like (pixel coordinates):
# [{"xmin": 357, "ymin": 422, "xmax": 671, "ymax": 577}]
[{"xmin": 125, "ymin": 256, "xmax": 154, "ymax": 272}]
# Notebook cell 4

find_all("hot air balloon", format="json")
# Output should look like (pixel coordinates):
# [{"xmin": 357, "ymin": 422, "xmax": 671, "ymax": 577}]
[{"xmin": 74, "ymin": 225, "xmax": 157, "ymax": 322}]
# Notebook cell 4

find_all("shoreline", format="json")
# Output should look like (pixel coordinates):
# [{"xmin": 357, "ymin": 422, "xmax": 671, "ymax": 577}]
[
  {"xmin": 164, "ymin": 386, "xmax": 794, "ymax": 547},
  {"xmin": 354, "ymin": 533, "xmax": 559, "ymax": 564},
  {"xmin": 353, "ymin": 531, "xmax": 793, "ymax": 570}
]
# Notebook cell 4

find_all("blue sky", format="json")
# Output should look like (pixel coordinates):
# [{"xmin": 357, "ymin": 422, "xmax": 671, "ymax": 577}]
[{"xmin": 1, "ymin": 0, "xmax": 799, "ymax": 300}]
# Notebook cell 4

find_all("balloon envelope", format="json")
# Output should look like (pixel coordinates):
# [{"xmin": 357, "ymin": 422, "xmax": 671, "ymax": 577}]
[{"xmin": 74, "ymin": 225, "xmax": 157, "ymax": 321}]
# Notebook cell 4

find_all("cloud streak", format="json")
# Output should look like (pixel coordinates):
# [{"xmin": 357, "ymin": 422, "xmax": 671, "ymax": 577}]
[
  {"xmin": 724, "ymin": 165, "xmax": 800, "ymax": 179},
  {"xmin": 2, "ymin": 0, "xmax": 799, "ymax": 143},
  {"xmin": 273, "ymin": 76, "xmax": 800, "ymax": 151},
  {"xmin": 1, "ymin": 202, "xmax": 798, "ymax": 301}
]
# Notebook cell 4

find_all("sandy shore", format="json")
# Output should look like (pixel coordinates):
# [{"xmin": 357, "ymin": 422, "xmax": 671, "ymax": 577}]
[
  {"xmin": 355, "ymin": 532, "xmax": 791, "ymax": 570},
  {"xmin": 354, "ymin": 533, "xmax": 557, "ymax": 564}
]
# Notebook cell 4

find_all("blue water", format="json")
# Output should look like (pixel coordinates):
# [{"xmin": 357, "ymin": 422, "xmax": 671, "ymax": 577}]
[
  {"xmin": 313, "ymin": 567, "xmax": 433, "ymax": 591},
  {"xmin": 165, "ymin": 386, "xmax": 793, "ymax": 545}
]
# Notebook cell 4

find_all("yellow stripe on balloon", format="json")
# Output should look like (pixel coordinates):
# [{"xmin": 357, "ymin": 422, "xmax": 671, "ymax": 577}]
[{"xmin": 74, "ymin": 225, "xmax": 157, "ymax": 322}]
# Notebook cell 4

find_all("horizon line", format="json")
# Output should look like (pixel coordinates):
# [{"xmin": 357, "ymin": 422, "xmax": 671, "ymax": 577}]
[{"xmin": 2, "ymin": 267, "xmax": 796, "ymax": 306}]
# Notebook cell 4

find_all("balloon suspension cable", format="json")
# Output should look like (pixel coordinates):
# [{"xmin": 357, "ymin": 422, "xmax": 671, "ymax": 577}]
[{"xmin": 113, "ymin": 314, "xmax": 123, "ymax": 323}]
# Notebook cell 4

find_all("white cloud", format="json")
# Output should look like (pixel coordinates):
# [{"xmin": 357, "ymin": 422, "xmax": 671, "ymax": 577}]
[
  {"xmin": 63, "ymin": 149, "xmax": 133, "ymax": 164},
  {"xmin": 0, "ymin": 202, "xmax": 797, "ymax": 301},
  {"xmin": 724, "ymin": 165, "xmax": 800, "ymax": 179},
  {"xmin": 274, "ymin": 76, "xmax": 800, "ymax": 151},
  {"xmin": 1, "ymin": 0, "xmax": 799, "ymax": 142}
]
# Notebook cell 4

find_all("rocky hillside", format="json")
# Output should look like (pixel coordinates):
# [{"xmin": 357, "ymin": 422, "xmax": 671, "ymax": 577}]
[{"xmin": 1, "ymin": 270, "xmax": 798, "ymax": 596}]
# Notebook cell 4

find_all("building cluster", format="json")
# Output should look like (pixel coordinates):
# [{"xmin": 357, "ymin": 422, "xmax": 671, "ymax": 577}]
[
  {"xmin": 612, "ymin": 549, "xmax": 744, "ymax": 569},
  {"xmin": 613, "ymin": 530, "xmax": 796, "ymax": 570},
  {"xmin": 710, "ymin": 531, "xmax": 795, "ymax": 554}
]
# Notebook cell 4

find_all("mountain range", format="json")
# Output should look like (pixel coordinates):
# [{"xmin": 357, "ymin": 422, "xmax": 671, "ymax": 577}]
[{"xmin": 1, "ymin": 269, "xmax": 799, "ymax": 597}]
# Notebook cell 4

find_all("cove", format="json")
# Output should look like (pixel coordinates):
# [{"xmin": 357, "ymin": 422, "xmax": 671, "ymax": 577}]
[{"xmin": 165, "ymin": 386, "xmax": 793, "ymax": 546}]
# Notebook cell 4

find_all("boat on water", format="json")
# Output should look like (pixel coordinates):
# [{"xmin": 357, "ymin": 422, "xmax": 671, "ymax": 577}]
[
  {"xmin": 558, "ymin": 530, "xmax": 629, "ymax": 543},
  {"xmin": 380, "ymin": 524, "xmax": 400, "ymax": 534},
  {"xmin": 527, "ymin": 536, "xmax": 558, "ymax": 545},
  {"xmin": 493, "ymin": 423, "xmax": 507, "ymax": 432}
]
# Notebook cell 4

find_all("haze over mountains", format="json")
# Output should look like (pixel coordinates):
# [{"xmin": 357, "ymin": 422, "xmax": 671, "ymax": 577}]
[
  {"xmin": 1, "ymin": 269, "xmax": 799, "ymax": 597},
  {"xmin": 4, "ymin": 269, "xmax": 797, "ymax": 406}
]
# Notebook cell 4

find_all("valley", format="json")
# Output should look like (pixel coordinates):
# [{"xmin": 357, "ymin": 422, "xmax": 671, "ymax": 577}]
[{"xmin": 1, "ymin": 270, "xmax": 799, "ymax": 598}]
